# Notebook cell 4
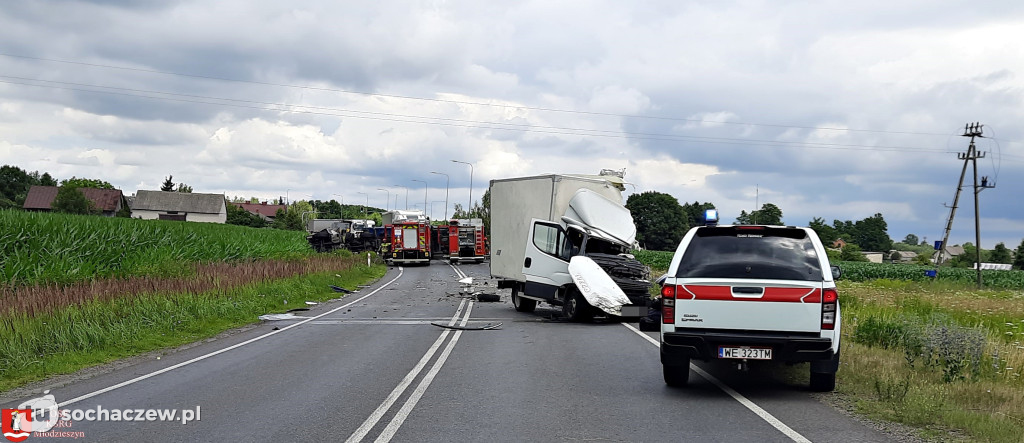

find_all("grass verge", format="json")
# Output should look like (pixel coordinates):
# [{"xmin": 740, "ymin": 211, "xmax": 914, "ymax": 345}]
[
  {"xmin": 0, "ymin": 257, "xmax": 386, "ymax": 392},
  {"xmin": 838, "ymin": 279, "xmax": 1024, "ymax": 442}
]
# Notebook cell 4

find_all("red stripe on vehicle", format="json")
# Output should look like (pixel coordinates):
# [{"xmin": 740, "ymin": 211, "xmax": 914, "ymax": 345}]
[{"xmin": 682, "ymin": 285, "xmax": 820, "ymax": 303}]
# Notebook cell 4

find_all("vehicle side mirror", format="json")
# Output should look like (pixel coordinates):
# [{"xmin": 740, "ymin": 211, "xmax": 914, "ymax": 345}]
[{"xmin": 830, "ymin": 266, "xmax": 842, "ymax": 280}]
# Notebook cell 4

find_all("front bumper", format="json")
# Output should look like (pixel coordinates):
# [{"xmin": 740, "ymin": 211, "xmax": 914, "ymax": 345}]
[{"xmin": 661, "ymin": 329, "xmax": 834, "ymax": 365}]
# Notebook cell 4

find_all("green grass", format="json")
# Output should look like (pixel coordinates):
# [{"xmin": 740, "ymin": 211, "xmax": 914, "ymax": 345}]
[
  {"xmin": 0, "ymin": 257, "xmax": 386, "ymax": 392},
  {"xmin": 839, "ymin": 279, "xmax": 1024, "ymax": 442},
  {"xmin": 0, "ymin": 209, "xmax": 314, "ymax": 286}
]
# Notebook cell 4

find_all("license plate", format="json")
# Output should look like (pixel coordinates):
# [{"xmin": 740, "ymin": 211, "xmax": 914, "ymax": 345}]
[{"xmin": 718, "ymin": 347, "xmax": 772, "ymax": 360}]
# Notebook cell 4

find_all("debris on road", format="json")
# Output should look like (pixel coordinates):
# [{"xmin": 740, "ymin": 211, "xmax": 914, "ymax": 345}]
[
  {"xmin": 330, "ymin": 285, "xmax": 354, "ymax": 293},
  {"xmin": 305, "ymin": 301, "xmax": 319, "ymax": 306},
  {"xmin": 430, "ymin": 322, "xmax": 503, "ymax": 331},
  {"xmin": 258, "ymin": 313, "xmax": 306, "ymax": 321},
  {"xmin": 476, "ymin": 293, "xmax": 500, "ymax": 302}
]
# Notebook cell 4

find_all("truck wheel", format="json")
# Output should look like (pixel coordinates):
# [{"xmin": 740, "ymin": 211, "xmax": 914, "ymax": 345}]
[
  {"xmin": 809, "ymin": 348, "xmax": 840, "ymax": 392},
  {"xmin": 663, "ymin": 361, "xmax": 690, "ymax": 387},
  {"xmin": 809, "ymin": 371, "xmax": 836, "ymax": 392},
  {"xmin": 562, "ymin": 289, "xmax": 594, "ymax": 322},
  {"xmin": 511, "ymin": 286, "xmax": 536, "ymax": 313}
]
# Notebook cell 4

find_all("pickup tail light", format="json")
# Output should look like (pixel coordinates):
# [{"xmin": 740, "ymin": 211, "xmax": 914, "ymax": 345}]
[
  {"xmin": 821, "ymin": 288, "xmax": 838, "ymax": 330},
  {"xmin": 661, "ymin": 285, "xmax": 676, "ymax": 324}
]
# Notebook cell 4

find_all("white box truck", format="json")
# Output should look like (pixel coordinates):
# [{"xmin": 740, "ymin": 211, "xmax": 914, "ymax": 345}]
[{"xmin": 490, "ymin": 172, "xmax": 651, "ymax": 321}]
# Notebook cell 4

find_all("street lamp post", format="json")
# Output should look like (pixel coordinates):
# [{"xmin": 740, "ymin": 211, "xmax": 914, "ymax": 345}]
[
  {"xmin": 451, "ymin": 160, "xmax": 473, "ymax": 217},
  {"xmin": 357, "ymin": 192, "xmax": 368, "ymax": 218},
  {"xmin": 411, "ymin": 179, "xmax": 427, "ymax": 218},
  {"xmin": 377, "ymin": 188, "xmax": 390, "ymax": 212},
  {"xmin": 430, "ymin": 171, "xmax": 449, "ymax": 221},
  {"xmin": 393, "ymin": 185, "xmax": 409, "ymax": 210}
]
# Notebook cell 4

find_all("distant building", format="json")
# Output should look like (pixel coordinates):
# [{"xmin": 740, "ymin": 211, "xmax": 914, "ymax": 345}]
[
  {"xmin": 862, "ymin": 252, "xmax": 884, "ymax": 264},
  {"xmin": 887, "ymin": 250, "xmax": 918, "ymax": 264},
  {"xmin": 22, "ymin": 185, "xmax": 125, "ymax": 217},
  {"xmin": 933, "ymin": 245, "xmax": 966, "ymax": 263},
  {"xmin": 130, "ymin": 190, "xmax": 226, "ymax": 223},
  {"xmin": 832, "ymin": 238, "xmax": 847, "ymax": 249},
  {"xmin": 230, "ymin": 202, "xmax": 288, "ymax": 221}
]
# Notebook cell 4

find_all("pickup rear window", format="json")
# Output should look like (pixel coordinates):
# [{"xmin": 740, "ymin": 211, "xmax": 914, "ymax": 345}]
[{"xmin": 674, "ymin": 227, "xmax": 823, "ymax": 281}]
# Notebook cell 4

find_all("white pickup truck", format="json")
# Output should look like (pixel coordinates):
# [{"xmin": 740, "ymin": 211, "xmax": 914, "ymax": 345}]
[{"xmin": 659, "ymin": 211, "xmax": 842, "ymax": 391}]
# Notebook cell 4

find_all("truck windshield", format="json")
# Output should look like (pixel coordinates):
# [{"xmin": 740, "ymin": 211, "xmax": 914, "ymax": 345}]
[{"xmin": 675, "ymin": 227, "xmax": 823, "ymax": 281}]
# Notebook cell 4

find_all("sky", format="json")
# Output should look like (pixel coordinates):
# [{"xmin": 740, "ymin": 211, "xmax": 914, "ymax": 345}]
[{"xmin": 1, "ymin": 0, "xmax": 1022, "ymax": 249}]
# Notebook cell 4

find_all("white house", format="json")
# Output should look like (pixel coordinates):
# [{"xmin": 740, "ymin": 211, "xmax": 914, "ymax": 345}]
[{"xmin": 130, "ymin": 190, "xmax": 226, "ymax": 223}]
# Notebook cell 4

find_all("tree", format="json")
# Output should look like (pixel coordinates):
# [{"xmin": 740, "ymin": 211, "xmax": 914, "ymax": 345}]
[
  {"xmin": 272, "ymin": 207, "xmax": 303, "ymax": 231},
  {"xmin": 51, "ymin": 186, "xmax": 98, "ymax": 215},
  {"xmin": 839, "ymin": 244, "xmax": 869, "ymax": 262},
  {"xmin": 853, "ymin": 213, "xmax": 892, "ymax": 252},
  {"xmin": 1014, "ymin": 239, "xmax": 1024, "ymax": 270},
  {"xmin": 902, "ymin": 234, "xmax": 919, "ymax": 245},
  {"xmin": 61, "ymin": 177, "xmax": 114, "ymax": 190},
  {"xmin": 161, "ymin": 175, "xmax": 175, "ymax": 192},
  {"xmin": 625, "ymin": 191, "xmax": 688, "ymax": 251},
  {"xmin": 176, "ymin": 183, "xmax": 193, "ymax": 193},
  {"xmin": 735, "ymin": 203, "xmax": 783, "ymax": 225},
  {"xmin": 680, "ymin": 201, "xmax": 716, "ymax": 228},
  {"xmin": 990, "ymin": 242, "xmax": 1012, "ymax": 264},
  {"xmin": 809, "ymin": 217, "xmax": 838, "ymax": 245},
  {"xmin": 912, "ymin": 253, "xmax": 933, "ymax": 265}
]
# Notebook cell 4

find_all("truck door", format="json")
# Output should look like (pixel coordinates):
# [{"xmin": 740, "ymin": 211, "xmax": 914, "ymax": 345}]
[{"xmin": 522, "ymin": 219, "xmax": 573, "ymax": 293}]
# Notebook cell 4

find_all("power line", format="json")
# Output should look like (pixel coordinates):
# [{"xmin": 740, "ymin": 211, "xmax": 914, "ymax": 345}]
[
  {"xmin": 0, "ymin": 52, "xmax": 970, "ymax": 138},
  {"xmin": 0, "ymin": 75, "xmax": 973, "ymax": 156}
]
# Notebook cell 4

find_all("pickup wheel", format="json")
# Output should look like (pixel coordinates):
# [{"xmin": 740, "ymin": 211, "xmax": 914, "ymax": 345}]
[
  {"xmin": 563, "ymin": 288, "xmax": 594, "ymax": 322},
  {"xmin": 663, "ymin": 361, "xmax": 690, "ymax": 387},
  {"xmin": 511, "ymin": 286, "xmax": 536, "ymax": 313},
  {"xmin": 809, "ymin": 371, "xmax": 836, "ymax": 392}
]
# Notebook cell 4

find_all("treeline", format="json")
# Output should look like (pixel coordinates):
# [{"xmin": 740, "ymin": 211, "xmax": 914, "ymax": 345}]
[{"xmin": 624, "ymin": 190, "xmax": 1024, "ymax": 270}]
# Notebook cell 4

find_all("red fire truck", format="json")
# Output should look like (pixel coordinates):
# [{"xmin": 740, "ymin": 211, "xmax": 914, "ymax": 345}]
[
  {"xmin": 447, "ymin": 219, "xmax": 487, "ymax": 263},
  {"xmin": 386, "ymin": 220, "xmax": 432, "ymax": 265}
]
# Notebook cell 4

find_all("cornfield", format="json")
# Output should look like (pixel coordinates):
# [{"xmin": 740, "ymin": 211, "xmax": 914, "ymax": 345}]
[{"xmin": 0, "ymin": 209, "xmax": 313, "ymax": 286}]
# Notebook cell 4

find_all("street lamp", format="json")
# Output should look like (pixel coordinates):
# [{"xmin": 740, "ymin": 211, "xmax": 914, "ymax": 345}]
[
  {"xmin": 377, "ymin": 188, "xmax": 390, "ymax": 212},
  {"xmin": 393, "ymin": 185, "xmax": 409, "ymax": 210},
  {"xmin": 451, "ymin": 160, "xmax": 473, "ymax": 217},
  {"xmin": 357, "ymin": 191, "xmax": 368, "ymax": 218},
  {"xmin": 430, "ymin": 171, "xmax": 449, "ymax": 221},
  {"xmin": 411, "ymin": 179, "xmax": 427, "ymax": 218}
]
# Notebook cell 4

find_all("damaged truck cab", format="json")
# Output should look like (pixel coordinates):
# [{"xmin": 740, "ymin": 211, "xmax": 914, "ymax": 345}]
[{"xmin": 490, "ymin": 172, "xmax": 651, "ymax": 321}]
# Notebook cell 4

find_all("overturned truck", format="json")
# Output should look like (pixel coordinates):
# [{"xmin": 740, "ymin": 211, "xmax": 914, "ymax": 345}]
[
  {"xmin": 489, "ymin": 171, "xmax": 651, "ymax": 321},
  {"xmin": 306, "ymin": 219, "xmax": 382, "ymax": 253}
]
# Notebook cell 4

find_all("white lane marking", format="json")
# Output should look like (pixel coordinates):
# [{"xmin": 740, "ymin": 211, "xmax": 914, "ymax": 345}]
[
  {"xmin": 374, "ymin": 301, "xmax": 474, "ymax": 443},
  {"xmin": 448, "ymin": 261, "xmax": 468, "ymax": 280},
  {"xmin": 345, "ymin": 299, "xmax": 468, "ymax": 443},
  {"xmin": 57, "ymin": 267, "xmax": 405, "ymax": 408},
  {"xmin": 621, "ymin": 323, "xmax": 813, "ymax": 443}
]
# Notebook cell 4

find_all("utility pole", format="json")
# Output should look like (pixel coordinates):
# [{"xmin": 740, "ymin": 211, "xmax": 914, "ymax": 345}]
[{"xmin": 936, "ymin": 123, "xmax": 994, "ymax": 288}]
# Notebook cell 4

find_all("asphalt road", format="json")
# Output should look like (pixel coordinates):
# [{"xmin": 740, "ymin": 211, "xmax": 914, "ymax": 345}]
[{"xmin": 4, "ymin": 262, "xmax": 896, "ymax": 442}]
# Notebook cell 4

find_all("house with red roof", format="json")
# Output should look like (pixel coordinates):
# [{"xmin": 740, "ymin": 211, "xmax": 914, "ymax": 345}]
[
  {"xmin": 23, "ymin": 186, "xmax": 125, "ymax": 217},
  {"xmin": 230, "ymin": 201, "xmax": 288, "ymax": 221}
]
